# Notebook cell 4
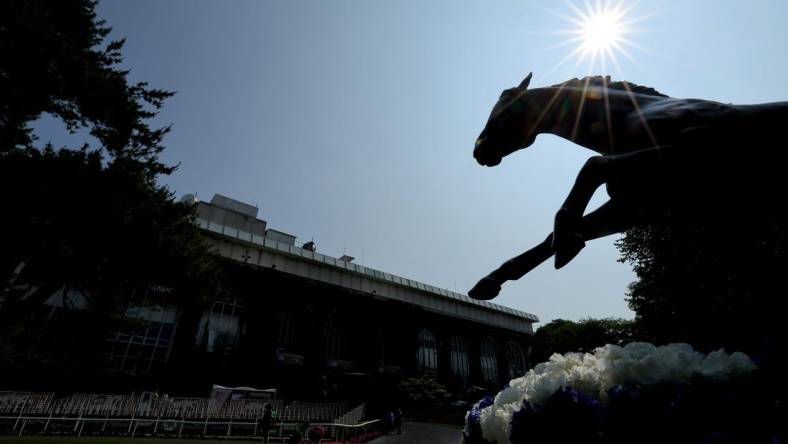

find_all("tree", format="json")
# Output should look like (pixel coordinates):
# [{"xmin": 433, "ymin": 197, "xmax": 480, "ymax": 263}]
[
  {"xmin": 1, "ymin": 0, "xmax": 174, "ymax": 177},
  {"xmin": 617, "ymin": 209, "xmax": 788, "ymax": 367},
  {"xmin": 531, "ymin": 317, "xmax": 637, "ymax": 364},
  {"xmin": 0, "ymin": 146, "xmax": 220, "ymax": 314},
  {"xmin": 398, "ymin": 374, "xmax": 451, "ymax": 407},
  {"xmin": 0, "ymin": 0, "xmax": 222, "ymax": 387}
]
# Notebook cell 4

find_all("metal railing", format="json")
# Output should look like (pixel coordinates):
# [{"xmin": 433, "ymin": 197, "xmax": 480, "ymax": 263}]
[
  {"xmin": 1, "ymin": 415, "xmax": 381, "ymax": 441},
  {"xmin": 0, "ymin": 392, "xmax": 371, "ymax": 441},
  {"xmin": 1, "ymin": 392, "xmax": 344, "ymax": 420}
]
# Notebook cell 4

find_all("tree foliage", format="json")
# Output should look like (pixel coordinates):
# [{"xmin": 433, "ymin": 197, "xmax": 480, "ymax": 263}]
[
  {"xmin": 0, "ymin": 147, "xmax": 219, "ymax": 313},
  {"xmin": 1, "ymin": 0, "xmax": 174, "ymax": 177},
  {"xmin": 617, "ymin": 210, "xmax": 788, "ymax": 365},
  {"xmin": 398, "ymin": 374, "xmax": 451, "ymax": 407},
  {"xmin": 0, "ymin": 0, "xmax": 222, "ymax": 385},
  {"xmin": 531, "ymin": 317, "xmax": 637, "ymax": 364},
  {"xmin": 0, "ymin": 0, "xmax": 220, "ymax": 311}
]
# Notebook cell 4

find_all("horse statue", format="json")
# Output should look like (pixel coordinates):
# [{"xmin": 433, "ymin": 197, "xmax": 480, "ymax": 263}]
[{"xmin": 468, "ymin": 72, "xmax": 788, "ymax": 300}]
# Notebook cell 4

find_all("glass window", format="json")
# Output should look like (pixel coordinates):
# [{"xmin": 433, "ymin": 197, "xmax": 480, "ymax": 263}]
[
  {"xmin": 416, "ymin": 328, "xmax": 438, "ymax": 373},
  {"xmin": 325, "ymin": 321, "xmax": 345, "ymax": 360},
  {"xmin": 238, "ymin": 230, "xmax": 252, "ymax": 242},
  {"xmin": 223, "ymin": 226, "xmax": 238, "ymax": 238},
  {"xmin": 277, "ymin": 312, "xmax": 295, "ymax": 349},
  {"xmin": 505, "ymin": 342, "xmax": 526, "ymax": 380},
  {"xmin": 195, "ymin": 299, "xmax": 244, "ymax": 353},
  {"xmin": 160, "ymin": 323, "xmax": 175, "ymax": 339},
  {"xmin": 480, "ymin": 338, "xmax": 499, "ymax": 386},
  {"xmin": 450, "ymin": 335, "xmax": 470, "ymax": 378},
  {"xmin": 154, "ymin": 347, "xmax": 169, "ymax": 361}
]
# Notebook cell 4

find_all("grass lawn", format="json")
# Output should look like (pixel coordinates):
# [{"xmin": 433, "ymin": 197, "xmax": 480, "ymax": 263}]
[{"xmin": 0, "ymin": 438, "xmax": 254, "ymax": 444}]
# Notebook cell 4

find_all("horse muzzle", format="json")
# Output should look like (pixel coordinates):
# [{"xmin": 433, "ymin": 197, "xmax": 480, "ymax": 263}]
[{"xmin": 474, "ymin": 143, "xmax": 502, "ymax": 167}]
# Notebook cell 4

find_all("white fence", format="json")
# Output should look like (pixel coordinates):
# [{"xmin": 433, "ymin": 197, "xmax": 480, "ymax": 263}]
[{"xmin": 0, "ymin": 391, "xmax": 378, "ymax": 441}]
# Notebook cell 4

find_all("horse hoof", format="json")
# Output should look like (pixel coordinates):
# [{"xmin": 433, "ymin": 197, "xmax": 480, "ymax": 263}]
[
  {"xmin": 468, "ymin": 277, "xmax": 502, "ymax": 300},
  {"xmin": 554, "ymin": 235, "xmax": 585, "ymax": 269}
]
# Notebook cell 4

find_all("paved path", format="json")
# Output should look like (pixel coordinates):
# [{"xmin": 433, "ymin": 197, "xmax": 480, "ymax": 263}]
[{"xmin": 372, "ymin": 421, "xmax": 463, "ymax": 444}]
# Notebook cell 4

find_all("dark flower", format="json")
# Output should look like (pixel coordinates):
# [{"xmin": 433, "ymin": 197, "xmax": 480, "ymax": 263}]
[
  {"xmin": 509, "ymin": 400, "xmax": 539, "ymax": 444},
  {"xmin": 540, "ymin": 387, "xmax": 604, "ymax": 442}
]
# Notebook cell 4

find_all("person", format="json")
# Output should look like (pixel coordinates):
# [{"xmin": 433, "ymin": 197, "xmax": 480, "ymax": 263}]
[
  {"xmin": 394, "ymin": 407, "xmax": 402, "ymax": 435},
  {"xmin": 386, "ymin": 410, "xmax": 396, "ymax": 435},
  {"xmin": 259, "ymin": 403, "xmax": 273, "ymax": 444}
]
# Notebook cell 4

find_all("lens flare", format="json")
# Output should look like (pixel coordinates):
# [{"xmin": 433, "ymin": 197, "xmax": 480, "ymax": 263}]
[
  {"xmin": 580, "ymin": 9, "xmax": 624, "ymax": 55},
  {"xmin": 534, "ymin": 0, "xmax": 664, "ymax": 78}
]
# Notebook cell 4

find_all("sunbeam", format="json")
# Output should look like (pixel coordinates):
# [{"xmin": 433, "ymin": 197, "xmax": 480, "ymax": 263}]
[{"xmin": 535, "ymin": 0, "xmax": 667, "ymax": 79}]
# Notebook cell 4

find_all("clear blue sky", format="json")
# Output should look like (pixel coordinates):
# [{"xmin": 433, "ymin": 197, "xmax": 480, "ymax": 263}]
[{"xmin": 36, "ymin": 0, "xmax": 788, "ymax": 327}]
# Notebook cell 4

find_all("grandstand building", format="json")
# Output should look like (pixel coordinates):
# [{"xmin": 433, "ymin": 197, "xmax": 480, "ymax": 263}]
[
  {"xmin": 37, "ymin": 193, "xmax": 538, "ymax": 402},
  {"xmin": 115, "ymin": 193, "xmax": 538, "ymax": 402}
]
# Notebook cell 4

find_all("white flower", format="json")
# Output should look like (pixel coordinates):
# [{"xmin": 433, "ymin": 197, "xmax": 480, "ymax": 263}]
[{"xmin": 476, "ymin": 342, "xmax": 756, "ymax": 444}]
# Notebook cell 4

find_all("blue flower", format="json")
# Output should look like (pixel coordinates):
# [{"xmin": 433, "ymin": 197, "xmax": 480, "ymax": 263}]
[
  {"xmin": 509, "ymin": 400, "xmax": 539, "ymax": 444},
  {"xmin": 539, "ymin": 387, "xmax": 604, "ymax": 440},
  {"xmin": 463, "ymin": 396, "xmax": 495, "ymax": 444}
]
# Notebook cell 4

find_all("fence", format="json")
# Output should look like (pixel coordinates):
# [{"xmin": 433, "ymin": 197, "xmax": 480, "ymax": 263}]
[{"xmin": 0, "ymin": 391, "xmax": 380, "ymax": 442}]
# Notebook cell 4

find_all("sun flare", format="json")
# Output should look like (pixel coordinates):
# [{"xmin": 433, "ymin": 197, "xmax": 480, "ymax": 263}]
[
  {"xmin": 580, "ymin": 9, "xmax": 624, "ymax": 54},
  {"xmin": 540, "ymin": 0, "xmax": 656, "ymax": 76}
]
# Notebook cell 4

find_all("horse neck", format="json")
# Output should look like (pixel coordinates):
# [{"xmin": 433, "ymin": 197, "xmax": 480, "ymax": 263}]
[{"xmin": 530, "ymin": 87, "xmax": 614, "ymax": 155}]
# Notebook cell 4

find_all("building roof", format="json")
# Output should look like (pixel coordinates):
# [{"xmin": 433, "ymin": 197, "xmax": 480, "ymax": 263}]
[{"xmin": 193, "ymin": 195, "xmax": 540, "ymax": 332}]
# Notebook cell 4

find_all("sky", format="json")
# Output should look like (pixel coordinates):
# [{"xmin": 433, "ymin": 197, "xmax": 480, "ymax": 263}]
[{"xmin": 35, "ymin": 0, "xmax": 788, "ymax": 327}]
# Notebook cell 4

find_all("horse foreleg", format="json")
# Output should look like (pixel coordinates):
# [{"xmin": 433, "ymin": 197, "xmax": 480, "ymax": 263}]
[
  {"xmin": 552, "ymin": 155, "xmax": 611, "ymax": 267},
  {"xmin": 553, "ymin": 147, "xmax": 672, "ymax": 268},
  {"xmin": 467, "ymin": 233, "xmax": 554, "ymax": 300},
  {"xmin": 469, "ymin": 199, "xmax": 636, "ymax": 300}
]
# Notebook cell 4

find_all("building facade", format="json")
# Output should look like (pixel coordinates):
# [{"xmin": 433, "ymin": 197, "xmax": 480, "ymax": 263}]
[
  {"xmin": 147, "ymin": 193, "xmax": 540, "ymax": 402},
  {"xmin": 30, "ymin": 194, "xmax": 539, "ymax": 401}
]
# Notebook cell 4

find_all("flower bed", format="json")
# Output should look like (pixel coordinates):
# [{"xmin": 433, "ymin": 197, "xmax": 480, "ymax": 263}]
[{"xmin": 463, "ymin": 342, "xmax": 782, "ymax": 444}]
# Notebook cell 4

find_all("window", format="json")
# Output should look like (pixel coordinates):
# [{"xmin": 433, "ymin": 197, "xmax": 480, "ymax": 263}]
[
  {"xmin": 105, "ymin": 305, "xmax": 178, "ymax": 375},
  {"xmin": 196, "ymin": 299, "xmax": 243, "ymax": 353},
  {"xmin": 377, "ymin": 332, "xmax": 386, "ymax": 363},
  {"xmin": 450, "ymin": 335, "xmax": 470, "ymax": 378},
  {"xmin": 505, "ymin": 342, "xmax": 526, "ymax": 380},
  {"xmin": 480, "ymin": 338, "xmax": 498, "ymax": 385},
  {"xmin": 277, "ymin": 312, "xmax": 296, "ymax": 349},
  {"xmin": 417, "ymin": 328, "xmax": 438, "ymax": 373},
  {"xmin": 325, "ymin": 321, "xmax": 346, "ymax": 360}
]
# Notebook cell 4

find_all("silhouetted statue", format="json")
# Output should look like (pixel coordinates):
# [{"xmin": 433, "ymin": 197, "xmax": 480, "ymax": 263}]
[{"xmin": 469, "ymin": 73, "xmax": 788, "ymax": 300}]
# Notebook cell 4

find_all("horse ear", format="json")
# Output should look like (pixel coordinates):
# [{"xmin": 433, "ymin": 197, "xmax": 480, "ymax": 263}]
[{"xmin": 518, "ymin": 72, "xmax": 533, "ymax": 90}]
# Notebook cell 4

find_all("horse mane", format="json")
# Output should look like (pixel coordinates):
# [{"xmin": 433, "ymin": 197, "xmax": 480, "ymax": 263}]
[{"xmin": 550, "ymin": 76, "xmax": 669, "ymax": 98}]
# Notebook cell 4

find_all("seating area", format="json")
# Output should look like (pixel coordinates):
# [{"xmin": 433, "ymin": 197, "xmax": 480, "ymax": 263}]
[
  {"xmin": 335, "ymin": 403, "xmax": 365, "ymax": 426},
  {"xmin": 0, "ymin": 391, "xmax": 344, "ymax": 422},
  {"xmin": 0, "ymin": 391, "xmax": 383, "ymax": 441}
]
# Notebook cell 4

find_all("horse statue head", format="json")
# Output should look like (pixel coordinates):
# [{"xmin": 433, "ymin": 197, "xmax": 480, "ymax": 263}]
[{"xmin": 474, "ymin": 72, "xmax": 541, "ymax": 167}]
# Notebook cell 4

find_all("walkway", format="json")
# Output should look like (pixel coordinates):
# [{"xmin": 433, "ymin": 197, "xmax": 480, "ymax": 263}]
[{"xmin": 372, "ymin": 421, "xmax": 463, "ymax": 444}]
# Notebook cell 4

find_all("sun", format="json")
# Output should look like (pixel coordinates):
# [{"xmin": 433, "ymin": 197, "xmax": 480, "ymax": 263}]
[
  {"xmin": 539, "ymin": 0, "xmax": 654, "ymax": 77},
  {"xmin": 579, "ymin": 8, "xmax": 625, "ymax": 55}
]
